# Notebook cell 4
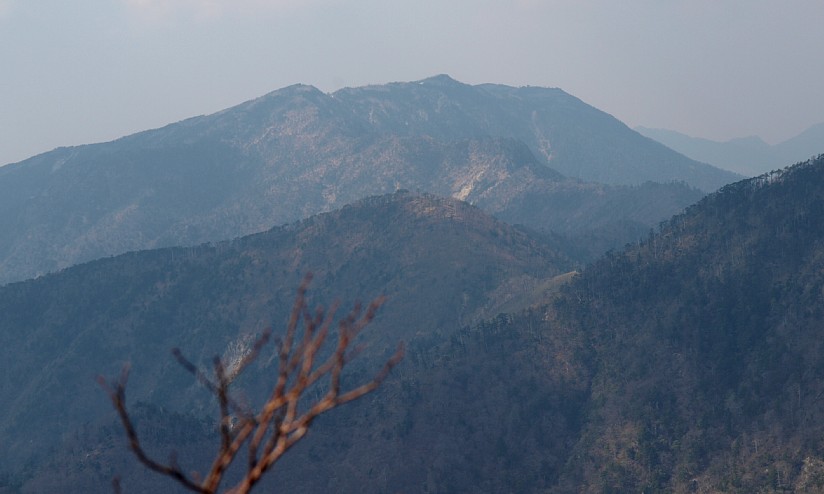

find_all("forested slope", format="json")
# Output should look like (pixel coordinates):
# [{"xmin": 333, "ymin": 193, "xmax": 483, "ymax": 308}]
[
  {"xmin": 0, "ymin": 192, "xmax": 572, "ymax": 491},
  {"xmin": 4, "ymin": 156, "xmax": 815, "ymax": 492},
  {"xmin": 552, "ymin": 154, "xmax": 824, "ymax": 491}
]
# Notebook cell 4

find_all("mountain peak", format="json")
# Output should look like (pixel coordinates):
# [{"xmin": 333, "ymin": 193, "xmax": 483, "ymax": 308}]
[
  {"xmin": 252, "ymin": 83, "xmax": 325, "ymax": 103},
  {"xmin": 0, "ymin": 76, "xmax": 730, "ymax": 284},
  {"xmin": 415, "ymin": 74, "xmax": 465, "ymax": 87}
]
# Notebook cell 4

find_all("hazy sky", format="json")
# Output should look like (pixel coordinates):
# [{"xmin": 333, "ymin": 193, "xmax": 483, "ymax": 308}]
[{"xmin": 2, "ymin": 0, "xmax": 823, "ymax": 165}]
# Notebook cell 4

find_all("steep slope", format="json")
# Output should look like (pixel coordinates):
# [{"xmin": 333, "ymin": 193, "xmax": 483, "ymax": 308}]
[
  {"xmin": 266, "ymin": 154, "xmax": 824, "ymax": 493},
  {"xmin": 4, "ymin": 156, "xmax": 821, "ymax": 492},
  {"xmin": 335, "ymin": 75, "xmax": 738, "ymax": 190},
  {"xmin": 0, "ymin": 191, "xmax": 572, "ymax": 483},
  {"xmin": 0, "ymin": 76, "xmax": 713, "ymax": 285},
  {"xmin": 551, "ymin": 154, "xmax": 824, "ymax": 491}
]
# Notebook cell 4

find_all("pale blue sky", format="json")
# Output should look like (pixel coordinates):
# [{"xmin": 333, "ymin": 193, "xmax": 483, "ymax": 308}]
[{"xmin": 2, "ymin": 0, "xmax": 823, "ymax": 165}]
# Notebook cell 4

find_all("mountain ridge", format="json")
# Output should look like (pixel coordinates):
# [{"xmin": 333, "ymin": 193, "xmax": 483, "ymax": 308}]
[
  {"xmin": 0, "ymin": 191, "xmax": 574, "ymax": 480},
  {"xmin": 333, "ymin": 76, "xmax": 738, "ymax": 189},
  {"xmin": 545, "ymin": 154, "xmax": 824, "ymax": 491},
  {"xmin": 3, "ymin": 156, "xmax": 822, "ymax": 492},
  {"xmin": 0, "ymin": 76, "xmax": 717, "ymax": 285},
  {"xmin": 637, "ymin": 123, "xmax": 824, "ymax": 176}
]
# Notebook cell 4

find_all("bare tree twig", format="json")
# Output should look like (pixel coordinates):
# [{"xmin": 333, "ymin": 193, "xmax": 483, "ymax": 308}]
[
  {"xmin": 100, "ymin": 273, "xmax": 404, "ymax": 494},
  {"xmin": 98, "ymin": 367, "xmax": 208, "ymax": 493}
]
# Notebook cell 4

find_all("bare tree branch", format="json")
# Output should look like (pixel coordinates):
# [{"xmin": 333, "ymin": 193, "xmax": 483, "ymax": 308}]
[
  {"xmin": 100, "ymin": 273, "xmax": 404, "ymax": 494},
  {"xmin": 98, "ymin": 367, "xmax": 208, "ymax": 493}
]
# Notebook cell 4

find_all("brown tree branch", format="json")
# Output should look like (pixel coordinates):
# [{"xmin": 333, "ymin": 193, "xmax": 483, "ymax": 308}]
[
  {"xmin": 98, "ymin": 367, "xmax": 208, "ymax": 493},
  {"xmin": 100, "ymin": 274, "xmax": 404, "ymax": 494}
]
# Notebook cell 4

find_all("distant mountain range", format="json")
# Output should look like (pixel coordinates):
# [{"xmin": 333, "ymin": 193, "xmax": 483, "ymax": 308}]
[
  {"xmin": 2, "ymin": 155, "xmax": 823, "ymax": 492},
  {"xmin": 637, "ymin": 122, "xmax": 824, "ymax": 176},
  {"xmin": 0, "ymin": 75, "xmax": 729, "ymax": 285}
]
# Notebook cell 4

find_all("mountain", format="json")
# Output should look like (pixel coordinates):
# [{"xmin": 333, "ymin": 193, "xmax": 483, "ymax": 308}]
[
  {"xmin": 332, "ymin": 75, "xmax": 737, "ymax": 190},
  {"xmin": 0, "ymin": 191, "xmax": 574, "ymax": 488},
  {"xmin": 3, "ymin": 151, "xmax": 822, "ymax": 492},
  {"xmin": 775, "ymin": 122, "xmax": 824, "ymax": 163},
  {"xmin": 0, "ymin": 76, "xmax": 719, "ymax": 285},
  {"xmin": 276, "ymin": 154, "xmax": 824, "ymax": 493},
  {"xmin": 637, "ymin": 123, "xmax": 824, "ymax": 176},
  {"xmin": 8, "ymin": 156, "xmax": 824, "ymax": 493},
  {"xmin": 249, "ymin": 154, "xmax": 824, "ymax": 492},
  {"xmin": 547, "ymin": 153, "xmax": 824, "ymax": 491}
]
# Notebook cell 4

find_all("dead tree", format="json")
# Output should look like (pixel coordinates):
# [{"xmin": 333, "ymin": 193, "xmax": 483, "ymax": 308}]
[{"xmin": 100, "ymin": 274, "xmax": 404, "ymax": 493}]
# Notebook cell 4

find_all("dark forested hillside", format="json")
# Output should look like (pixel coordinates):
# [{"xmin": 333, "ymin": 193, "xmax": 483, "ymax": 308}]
[
  {"xmin": 255, "ymin": 153, "xmax": 824, "ymax": 493},
  {"xmin": 0, "ymin": 191, "xmax": 573, "ymax": 490},
  {"xmin": 1, "ymin": 155, "xmax": 821, "ymax": 492},
  {"xmin": 314, "ymin": 155, "xmax": 824, "ymax": 493},
  {"xmin": 0, "ymin": 76, "xmax": 717, "ymax": 285},
  {"xmin": 550, "ymin": 154, "xmax": 824, "ymax": 491}
]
